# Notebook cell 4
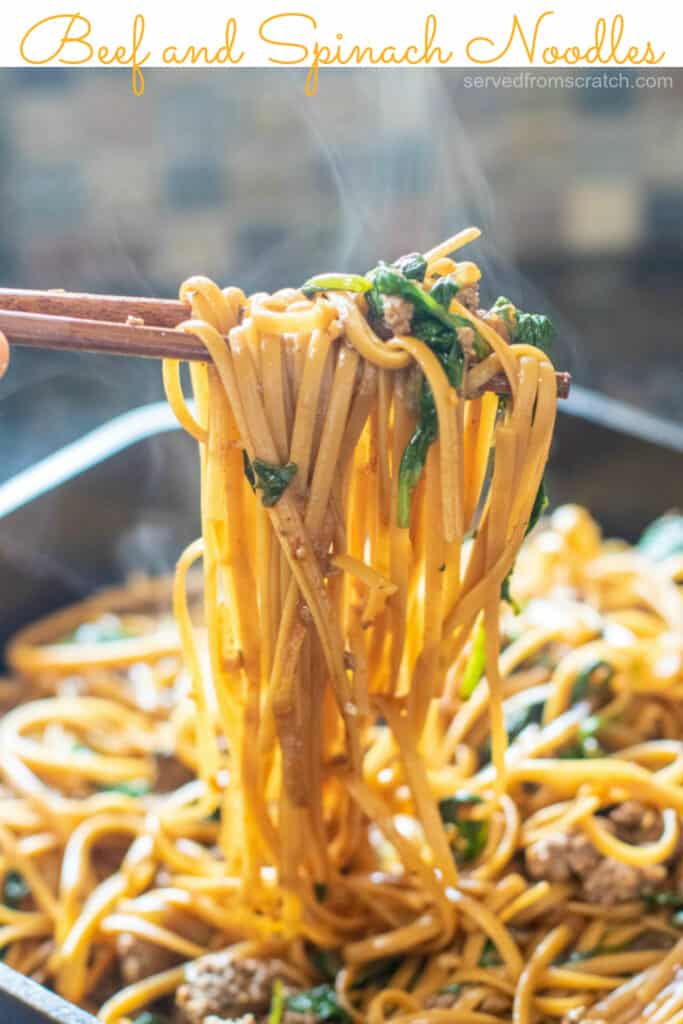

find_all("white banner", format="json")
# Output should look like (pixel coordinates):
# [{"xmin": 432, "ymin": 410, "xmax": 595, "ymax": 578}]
[{"xmin": 0, "ymin": 1, "xmax": 679, "ymax": 95}]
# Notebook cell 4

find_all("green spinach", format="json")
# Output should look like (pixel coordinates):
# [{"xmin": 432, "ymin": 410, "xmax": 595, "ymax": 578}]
[
  {"xmin": 492, "ymin": 297, "xmax": 556, "ymax": 353},
  {"xmin": 286, "ymin": 984, "xmax": 350, "ymax": 1022},
  {"xmin": 244, "ymin": 456, "xmax": 298, "ymax": 508},
  {"xmin": 479, "ymin": 940, "xmax": 501, "ymax": 966},
  {"xmin": 306, "ymin": 944, "xmax": 343, "ymax": 982},
  {"xmin": 439, "ymin": 793, "xmax": 488, "ymax": 864},
  {"xmin": 392, "ymin": 252, "xmax": 428, "ymax": 282},
  {"xmin": 352, "ymin": 956, "xmax": 403, "ymax": 988},
  {"xmin": 3, "ymin": 871, "xmax": 28, "ymax": 909},
  {"xmin": 99, "ymin": 780, "xmax": 151, "ymax": 798},
  {"xmin": 430, "ymin": 275, "xmax": 459, "ymax": 310},
  {"xmin": 570, "ymin": 661, "xmax": 614, "ymax": 705}
]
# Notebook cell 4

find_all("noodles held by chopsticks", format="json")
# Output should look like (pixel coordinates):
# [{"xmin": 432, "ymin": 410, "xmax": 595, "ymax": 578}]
[{"xmin": 0, "ymin": 229, "xmax": 682, "ymax": 1024}]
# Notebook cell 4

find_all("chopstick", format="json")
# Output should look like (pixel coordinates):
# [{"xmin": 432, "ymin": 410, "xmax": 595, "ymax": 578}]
[{"xmin": 0, "ymin": 287, "xmax": 571, "ymax": 398}]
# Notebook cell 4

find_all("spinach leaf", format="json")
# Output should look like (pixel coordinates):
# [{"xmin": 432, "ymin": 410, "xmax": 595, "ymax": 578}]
[
  {"xmin": 515, "ymin": 311, "xmax": 556, "ymax": 351},
  {"xmin": 439, "ymin": 793, "xmax": 488, "ymax": 864},
  {"xmin": 643, "ymin": 890, "xmax": 683, "ymax": 909},
  {"xmin": 243, "ymin": 450, "xmax": 256, "ymax": 490},
  {"xmin": 637, "ymin": 515, "xmax": 683, "ymax": 563},
  {"xmin": 438, "ymin": 793, "xmax": 484, "ymax": 821},
  {"xmin": 396, "ymin": 377, "xmax": 438, "ymax": 528},
  {"xmin": 500, "ymin": 571, "xmax": 521, "ymax": 614},
  {"xmin": 395, "ymin": 308, "xmax": 464, "ymax": 527},
  {"xmin": 431, "ymin": 274, "xmax": 459, "ymax": 310},
  {"xmin": 454, "ymin": 819, "xmax": 489, "ymax": 863},
  {"xmin": 132, "ymin": 1014, "xmax": 169, "ymax": 1024},
  {"xmin": 410, "ymin": 316, "xmax": 456, "ymax": 351},
  {"xmin": 441, "ymin": 336, "xmax": 466, "ymax": 391},
  {"xmin": 3, "ymin": 871, "xmax": 28, "ymax": 909},
  {"xmin": 365, "ymin": 284, "xmax": 385, "ymax": 322},
  {"xmin": 99, "ymin": 780, "xmax": 151, "ymax": 798},
  {"xmin": 306, "ymin": 944, "xmax": 343, "ymax": 981},
  {"xmin": 286, "ymin": 984, "xmax": 350, "ymax": 1022},
  {"xmin": 301, "ymin": 273, "xmax": 372, "ymax": 298},
  {"xmin": 392, "ymin": 252, "xmax": 428, "ymax": 282},
  {"xmin": 352, "ymin": 956, "xmax": 403, "ymax": 988},
  {"xmin": 492, "ymin": 296, "xmax": 516, "ymax": 329},
  {"xmin": 504, "ymin": 698, "xmax": 546, "ymax": 740},
  {"xmin": 480, "ymin": 697, "xmax": 545, "ymax": 764},
  {"xmin": 479, "ymin": 940, "xmax": 501, "ymax": 966},
  {"xmin": 246, "ymin": 458, "xmax": 298, "ymax": 508},
  {"xmin": 527, "ymin": 479, "xmax": 549, "ymax": 535},
  {"xmin": 561, "ymin": 714, "xmax": 606, "ymax": 759},
  {"xmin": 492, "ymin": 296, "xmax": 556, "ymax": 353},
  {"xmin": 570, "ymin": 660, "xmax": 614, "ymax": 705},
  {"xmin": 460, "ymin": 621, "xmax": 486, "ymax": 699}
]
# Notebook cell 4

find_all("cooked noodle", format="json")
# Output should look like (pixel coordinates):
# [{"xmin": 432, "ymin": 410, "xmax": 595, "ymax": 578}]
[{"xmin": 1, "ymin": 230, "xmax": 682, "ymax": 1024}]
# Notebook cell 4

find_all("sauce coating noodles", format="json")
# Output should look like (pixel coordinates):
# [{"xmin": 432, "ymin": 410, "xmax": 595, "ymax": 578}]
[{"xmin": 1, "ymin": 232, "xmax": 682, "ymax": 1024}]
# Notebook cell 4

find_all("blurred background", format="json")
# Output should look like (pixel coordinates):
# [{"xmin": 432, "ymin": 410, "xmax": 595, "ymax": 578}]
[{"xmin": 1, "ymin": 67, "xmax": 682, "ymax": 479}]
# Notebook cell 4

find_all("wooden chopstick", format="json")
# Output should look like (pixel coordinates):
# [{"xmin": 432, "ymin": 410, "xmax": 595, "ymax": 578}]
[
  {"xmin": 0, "ymin": 287, "xmax": 187, "ymax": 327},
  {"xmin": 0, "ymin": 287, "xmax": 200, "ymax": 362},
  {"xmin": 0, "ymin": 309, "xmax": 204, "ymax": 362},
  {"xmin": 0, "ymin": 287, "xmax": 571, "ymax": 398}
]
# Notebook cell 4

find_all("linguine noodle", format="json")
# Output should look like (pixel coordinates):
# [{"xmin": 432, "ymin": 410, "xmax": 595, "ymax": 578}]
[{"xmin": 1, "ymin": 230, "xmax": 682, "ymax": 1024}]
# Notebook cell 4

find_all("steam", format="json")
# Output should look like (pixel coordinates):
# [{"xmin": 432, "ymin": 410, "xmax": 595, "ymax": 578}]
[{"xmin": 0, "ymin": 66, "xmax": 626, "ymax": 606}]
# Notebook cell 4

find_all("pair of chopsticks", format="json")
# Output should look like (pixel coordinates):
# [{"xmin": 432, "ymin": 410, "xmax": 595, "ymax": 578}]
[{"xmin": 0, "ymin": 288, "xmax": 571, "ymax": 398}]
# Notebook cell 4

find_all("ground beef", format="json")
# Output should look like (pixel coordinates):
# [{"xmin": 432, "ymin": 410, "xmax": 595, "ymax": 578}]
[
  {"xmin": 381, "ymin": 296, "xmax": 413, "ymax": 337},
  {"xmin": 457, "ymin": 284, "xmax": 480, "ymax": 312},
  {"xmin": 154, "ymin": 752, "xmax": 195, "ymax": 793},
  {"xmin": 482, "ymin": 308, "xmax": 511, "ymax": 343},
  {"xmin": 525, "ymin": 832, "xmax": 574, "ymax": 883},
  {"xmin": 525, "ymin": 821, "xmax": 667, "ymax": 906},
  {"xmin": 176, "ymin": 953, "xmax": 289, "ymax": 1024},
  {"xmin": 117, "ymin": 933, "xmax": 179, "ymax": 986},
  {"xmin": 609, "ymin": 801, "xmax": 663, "ymax": 845},
  {"xmin": 567, "ymin": 831, "xmax": 603, "ymax": 876},
  {"xmin": 582, "ymin": 859, "xmax": 666, "ymax": 906}
]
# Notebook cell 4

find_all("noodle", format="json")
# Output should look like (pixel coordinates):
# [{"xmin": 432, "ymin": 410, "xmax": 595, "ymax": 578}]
[{"xmin": 0, "ymin": 228, "xmax": 681, "ymax": 1024}]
